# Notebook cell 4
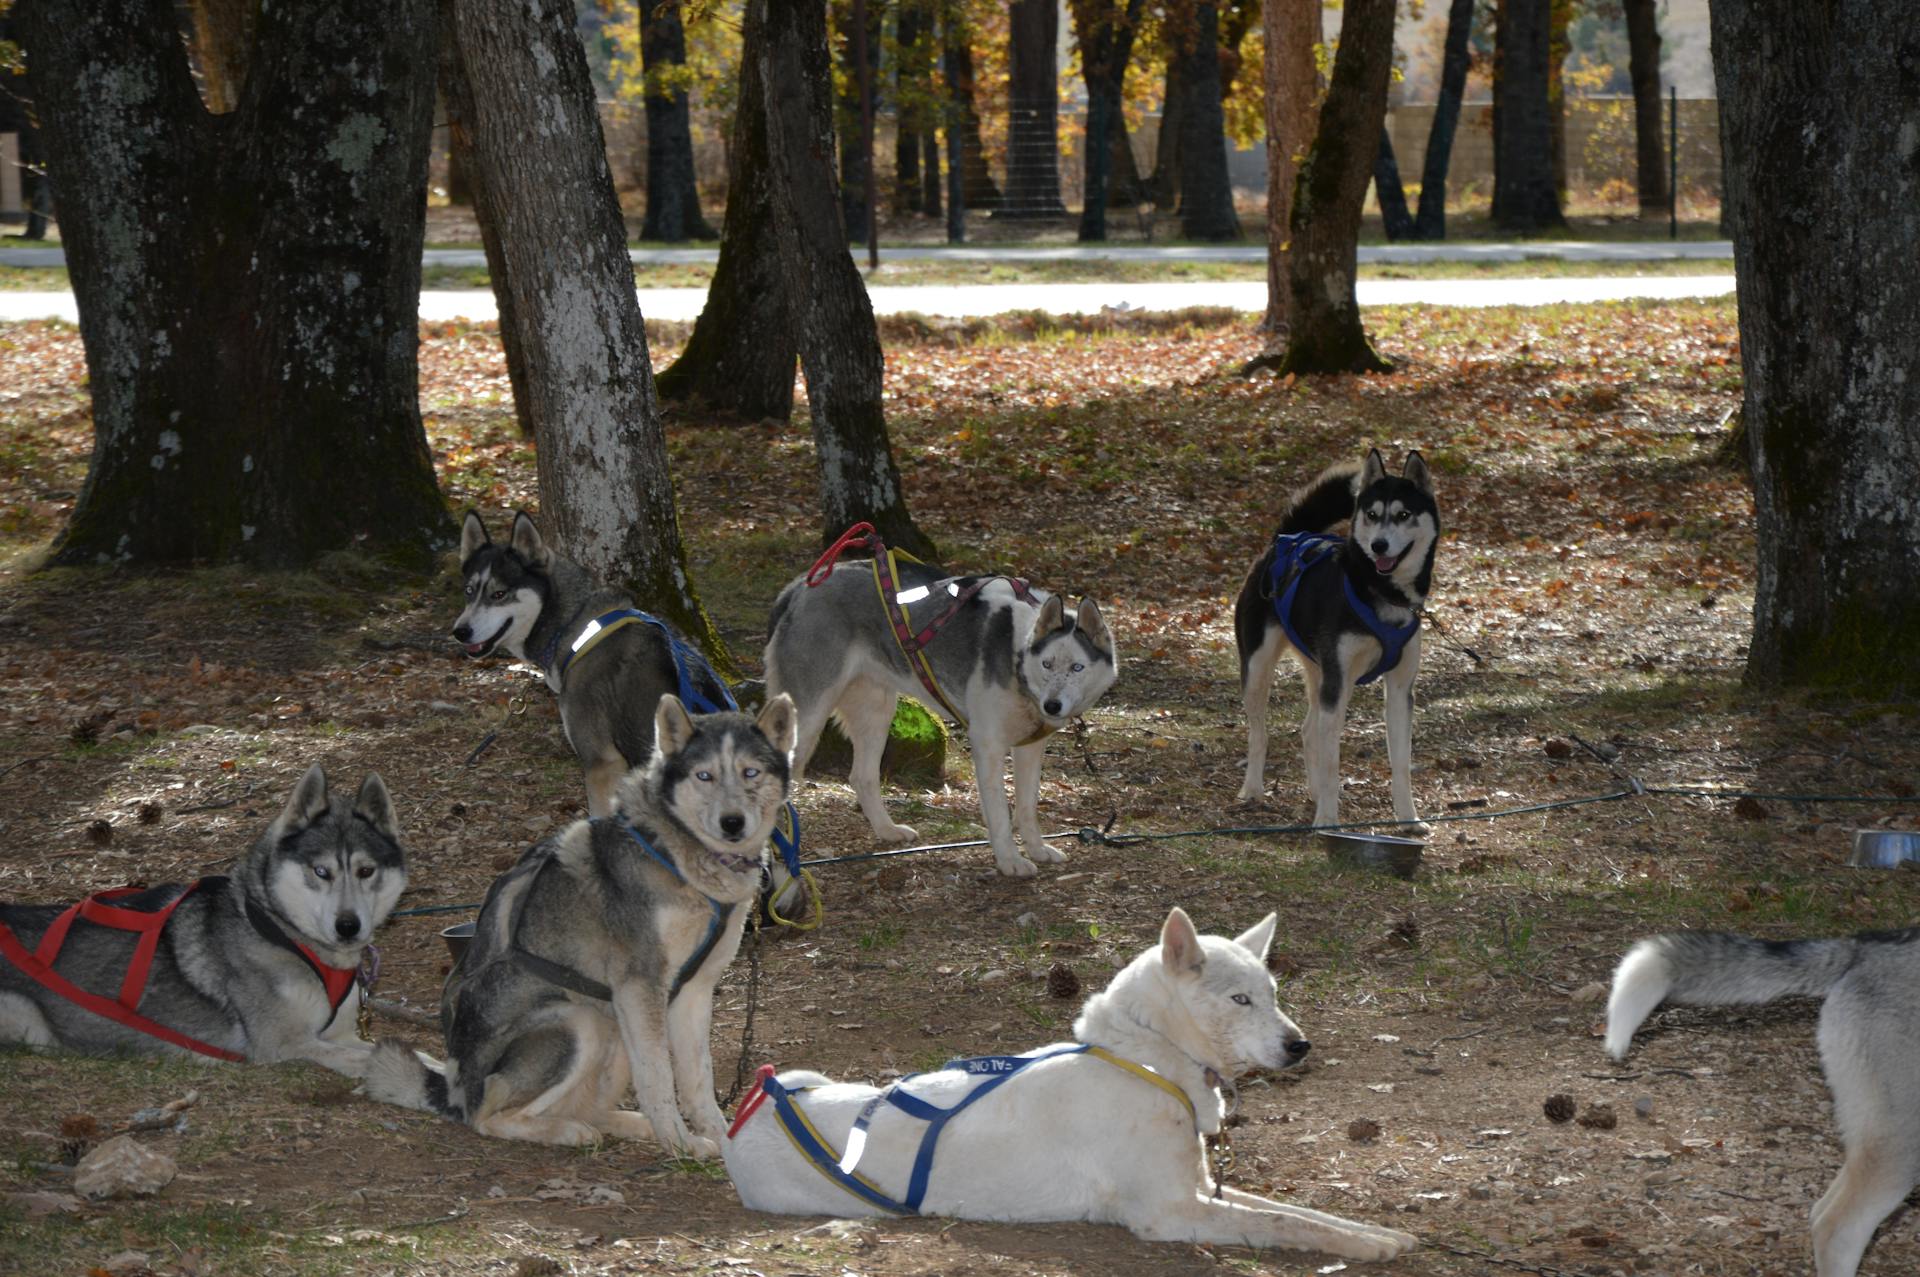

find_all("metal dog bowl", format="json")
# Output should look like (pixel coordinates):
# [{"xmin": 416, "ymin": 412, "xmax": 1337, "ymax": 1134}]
[
  {"xmin": 441, "ymin": 921, "xmax": 476, "ymax": 963},
  {"xmin": 1320, "ymin": 831, "xmax": 1425, "ymax": 879},
  {"xmin": 1848, "ymin": 830, "xmax": 1920, "ymax": 869}
]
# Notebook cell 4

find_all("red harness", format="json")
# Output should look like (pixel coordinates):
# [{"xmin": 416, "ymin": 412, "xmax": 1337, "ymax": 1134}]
[{"xmin": 0, "ymin": 879, "xmax": 358, "ymax": 1062}]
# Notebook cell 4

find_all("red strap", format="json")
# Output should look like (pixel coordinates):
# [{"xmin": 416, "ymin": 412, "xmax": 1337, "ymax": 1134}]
[
  {"xmin": 807, "ymin": 523, "xmax": 878, "ymax": 586},
  {"xmin": 728, "ymin": 1063, "xmax": 778, "ymax": 1140},
  {"xmin": 301, "ymin": 943, "xmax": 359, "ymax": 1010}
]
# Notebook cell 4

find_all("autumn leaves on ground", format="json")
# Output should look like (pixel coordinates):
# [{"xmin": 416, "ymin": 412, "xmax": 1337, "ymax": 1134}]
[{"xmin": 2, "ymin": 300, "xmax": 1917, "ymax": 1277}]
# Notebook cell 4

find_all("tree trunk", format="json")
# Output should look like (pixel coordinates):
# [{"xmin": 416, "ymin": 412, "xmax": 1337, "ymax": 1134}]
[
  {"xmin": 1257, "ymin": 0, "xmax": 1319, "ymax": 336},
  {"xmin": 1174, "ymin": 0, "xmax": 1242, "ymax": 240},
  {"xmin": 1149, "ymin": 58, "xmax": 1184, "ymax": 209},
  {"xmin": 1000, "ymin": 0, "xmax": 1068, "ymax": 218},
  {"xmin": 439, "ymin": 18, "xmax": 533, "ymax": 437},
  {"xmin": 921, "ymin": 130, "xmax": 942, "ymax": 216},
  {"xmin": 1412, "ymin": 0, "xmax": 1473, "ymax": 240},
  {"xmin": 942, "ymin": 20, "xmax": 968, "ymax": 241},
  {"xmin": 756, "ymin": 0, "xmax": 935, "ymax": 560},
  {"xmin": 1270, "ymin": 0, "xmax": 1395, "ymax": 376},
  {"xmin": 1109, "ymin": 114, "xmax": 1146, "ymax": 207},
  {"xmin": 1374, "ymin": 127, "xmax": 1414, "ymax": 241},
  {"xmin": 16, "ymin": 117, "xmax": 51, "ymax": 241},
  {"xmin": 836, "ymin": 0, "xmax": 880, "ymax": 240},
  {"xmin": 1071, "ymin": 0, "xmax": 1145, "ymax": 241},
  {"xmin": 894, "ymin": 0, "xmax": 923, "ymax": 213},
  {"xmin": 1623, "ymin": 0, "xmax": 1668, "ymax": 217},
  {"xmin": 20, "ymin": 0, "xmax": 449, "ymax": 568},
  {"xmin": 641, "ymin": 0, "xmax": 716, "ymax": 242},
  {"xmin": 446, "ymin": 0, "xmax": 726, "ymax": 660},
  {"xmin": 944, "ymin": 29, "xmax": 999, "ymax": 210},
  {"xmin": 1548, "ymin": 0, "xmax": 1569, "ymax": 199},
  {"xmin": 654, "ymin": 0, "xmax": 799, "ymax": 422},
  {"xmin": 1711, "ymin": 0, "xmax": 1920, "ymax": 693},
  {"xmin": 1491, "ymin": 0, "xmax": 1562, "ymax": 230},
  {"xmin": 183, "ymin": 0, "xmax": 255, "ymax": 113}
]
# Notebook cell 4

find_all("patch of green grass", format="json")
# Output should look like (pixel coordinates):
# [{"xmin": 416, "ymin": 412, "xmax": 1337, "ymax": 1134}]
[{"xmin": 858, "ymin": 921, "xmax": 906, "ymax": 951}]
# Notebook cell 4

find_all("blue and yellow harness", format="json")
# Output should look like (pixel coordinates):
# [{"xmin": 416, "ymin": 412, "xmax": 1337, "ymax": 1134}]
[{"xmin": 1266, "ymin": 532, "xmax": 1420, "ymax": 686}]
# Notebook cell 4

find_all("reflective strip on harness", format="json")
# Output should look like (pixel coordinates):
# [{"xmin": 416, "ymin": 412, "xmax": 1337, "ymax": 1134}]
[
  {"xmin": 553, "ymin": 608, "xmax": 734, "ymax": 715},
  {"xmin": 738, "ymin": 1044, "xmax": 1198, "ymax": 1215},
  {"xmin": 1266, "ymin": 531, "xmax": 1420, "ymax": 686}
]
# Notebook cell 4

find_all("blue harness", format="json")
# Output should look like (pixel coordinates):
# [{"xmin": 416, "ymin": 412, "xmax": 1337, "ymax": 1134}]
[
  {"xmin": 546, "ymin": 609, "xmax": 803, "ymax": 878},
  {"xmin": 1266, "ymin": 533, "xmax": 1420, "ymax": 686}
]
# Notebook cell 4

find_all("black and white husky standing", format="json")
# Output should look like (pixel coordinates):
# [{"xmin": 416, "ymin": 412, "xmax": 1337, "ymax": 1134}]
[
  {"xmin": 763, "ymin": 559, "xmax": 1118, "ymax": 878},
  {"xmin": 1233, "ymin": 450, "xmax": 1439, "ymax": 826},
  {"xmin": 366, "ymin": 694, "xmax": 796, "ymax": 1155},
  {"xmin": 0, "ymin": 764, "xmax": 406, "ymax": 1076},
  {"xmin": 1607, "ymin": 929, "xmax": 1920, "ymax": 1277},
  {"xmin": 451, "ymin": 511, "xmax": 733, "ymax": 817}
]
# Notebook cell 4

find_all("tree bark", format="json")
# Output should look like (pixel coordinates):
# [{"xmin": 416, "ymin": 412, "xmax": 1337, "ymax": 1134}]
[
  {"xmin": 640, "ymin": 0, "xmax": 716, "ymax": 242},
  {"xmin": 1374, "ymin": 126, "xmax": 1414, "ymax": 241},
  {"xmin": 1071, "ymin": 0, "xmax": 1145, "ymax": 241},
  {"xmin": 943, "ymin": 26, "xmax": 999, "ymax": 211},
  {"xmin": 1257, "ymin": 0, "xmax": 1319, "ymax": 335},
  {"xmin": 1412, "ymin": 0, "xmax": 1473, "ymax": 240},
  {"xmin": 654, "ymin": 0, "xmax": 798, "ymax": 422},
  {"xmin": 836, "ymin": 0, "xmax": 880, "ymax": 240},
  {"xmin": 183, "ymin": 0, "xmax": 255, "ymax": 113},
  {"xmin": 1711, "ymin": 0, "xmax": 1920, "ymax": 693},
  {"xmin": 999, "ymin": 0, "xmax": 1068, "ymax": 219},
  {"xmin": 1548, "ymin": 0, "xmax": 1569, "ymax": 198},
  {"xmin": 1108, "ymin": 114, "xmax": 1146, "ymax": 207},
  {"xmin": 921, "ymin": 129, "xmax": 942, "ymax": 216},
  {"xmin": 1270, "ymin": 0, "xmax": 1395, "ymax": 375},
  {"xmin": 1149, "ymin": 57, "xmax": 1184, "ymax": 209},
  {"xmin": 446, "ymin": 0, "xmax": 726, "ymax": 659},
  {"xmin": 1174, "ymin": 0, "xmax": 1242, "ymax": 240},
  {"xmin": 893, "ymin": 0, "xmax": 924, "ymax": 214},
  {"xmin": 1623, "ymin": 0, "xmax": 1668, "ymax": 216},
  {"xmin": 1491, "ymin": 0, "xmax": 1562, "ymax": 230},
  {"xmin": 756, "ymin": 0, "xmax": 935, "ymax": 560},
  {"xmin": 20, "ymin": 0, "xmax": 450, "ymax": 568}
]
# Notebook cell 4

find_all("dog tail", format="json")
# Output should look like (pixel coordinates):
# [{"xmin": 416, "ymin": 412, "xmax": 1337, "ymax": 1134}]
[
  {"xmin": 1276, "ymin": 461, "xmax": 1363, "ymax": 535},
  {"xmin": 363, "ymin": 1039, "xmax": 461, "ymax": 1119},
  {"xmin": 1604, "ymin": 931, "xmax": 1861, "ymax": 1060}
]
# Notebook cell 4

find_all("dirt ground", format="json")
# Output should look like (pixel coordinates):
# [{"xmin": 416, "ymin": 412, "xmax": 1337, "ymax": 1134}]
[{"xmin": 1, "ymin": 300, "xmax": 1917, "ymax": 1277}]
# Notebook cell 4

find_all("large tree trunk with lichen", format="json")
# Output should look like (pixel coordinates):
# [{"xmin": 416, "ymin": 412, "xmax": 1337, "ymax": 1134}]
[
  {"xmin": 1624, "ymin": 0, "xmax": 1668, "ymax": 217},
  {"xmin": 19, "ymin": 0, "xmax": 450, "ymax": 568},
  {"xmin": 1712, "ymin": 0, "xmax": 1920, "ymax": 694},
  {"xmin": 755, "ymin": 0, "xmax": 934, "ymax": 560},
  {"xmin": 1412, "ymin": 0, "xmax": 1473, "ymax": 240},
  {"xmin": 1270, "ymin": 0, "xmax": 1395, "ymax": 375},
  {"xmin": 1491, "ymin": 0, "xmax": 1562, "ymax": 230},
  {"xmin": 446, "ymin": 0, "xmax": 728, "ymax": 664},
  {"xmin": 640, "ymin": 0, "xmax": 715, "ymax": 242},
  {"xmin": 654, "ymin": 0, "xmax": 797, "ymax": 422},
  {"xmin": 1257, "ymin": 0, "xmax": 1320, "ymax": 336}
]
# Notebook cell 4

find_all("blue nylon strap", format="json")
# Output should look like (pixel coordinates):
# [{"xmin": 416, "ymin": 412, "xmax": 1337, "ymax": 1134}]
[
  {"xmin": 763, "ymin": 1074, "xmax": 915, "ymax": 1215},
  {"xmin": 552, "ymin": 609, "xmax": 737, "ymax": 714},
  {"xmin": 1266, "ymin": 532, "xmax": 1420, "ymax": 686},
  {"xmin": 1340, "ymin": 575, "xmax": 1420, "ymax": 685},
  {"xmin": 613, "ymin": 816, "xmax": 724, "ymax": 1001}
]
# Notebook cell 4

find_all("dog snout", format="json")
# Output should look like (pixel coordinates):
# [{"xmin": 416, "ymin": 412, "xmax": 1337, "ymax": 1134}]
[
  {"xmin": 719, "ymin": 813, "xmax": 747, "ymax": 839},
  {"xmin": 451, "ymin": 621, "xmax": 472, "ymax": 642},
  {"xmin": 1285, "ymin": 1038, "xmax": 1311, "ymax": 1062},
  {"xmin": 334, "ymin": 913, "xmax": 362, "ymax": 941},
  {"xmin": 1043, "ymin": 698, "xmax": 1063, "ymax": 716},
  {"xmin": 1369, "ymin": 538, "xmax": 1389, "ymax": 555}
]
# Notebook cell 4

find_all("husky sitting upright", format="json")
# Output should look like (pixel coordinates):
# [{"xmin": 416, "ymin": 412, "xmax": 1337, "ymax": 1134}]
[
  {"xmin": 725, "ymin": 906, "xmax": 1418, "ymax": 1261},
  {"xmin": 1234, "ymin": 449, "xmax": 1438, "ymax": 826},
  {"xmin": 1607, "ymin": 929, "xmax": 1920, "ymax": 1277},
  {"xmin": 452, "ymin": 510, "xmax": 733, "ymax": 817},
  {"xmin": 764, "ymin": 550, "xmax": 1118, "ymax": 877},
  {"xmin": 366, "ymin": 694, "xmax": 796, "ymax": 1155},
  {"xmin": 0, "ymin": 764, "xmax": 406, "ymax": 1076}
]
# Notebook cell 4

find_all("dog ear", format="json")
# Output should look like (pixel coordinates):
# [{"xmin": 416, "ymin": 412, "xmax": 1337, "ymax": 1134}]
[
  {"xmin": 280, "ymin": 762, "xmax": 332, "ymax": 832},
  {"xmin": 1159, "ymin": 907, "xmax": 1205, "ymax": 978},
  {"xmin": 1361, "ymin": 448, "xmax": 1388, "ymax": 487},
  {"xmin": 353, "ymin": 773, "xmax": 403, "ymax": 843},
  {"xmin": 508, "ymin": 511, "xmax": 551, "ymax": 570},
  {"xmin": 459, "ymin": 510, "xmax": 490, "ymax": 563},
  {"xmin": 1234, "ymin": 913, "xmax": 1278, "ymax": 961},
  {"xmin": 757, "ymin": 692, "xmax": 799, "ymax": 760},
  {"xmin": 1033, "ymin": 594, "xmax": 1066, "ymax": 639},
  {"xmin": 654, "ymin": 694, "xmax": 696, "ymax": 758},
  {"xmin": 1402, "ymin": 450, "xmax": 1433, "ymax": 493},
  {"xmin": 1074, "ymin": 598, "xmax": 1113, "ymax": 654}
]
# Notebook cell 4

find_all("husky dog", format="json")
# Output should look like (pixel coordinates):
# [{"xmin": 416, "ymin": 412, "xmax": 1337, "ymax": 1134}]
[
  {"xmin": 1607, "ymin": 929, "xmax": 1920, "ymax": 1277},
  {"xmin": 764, "ymin": 559, "xmax": 1118, "ymax": 877},
  {"xmin": 725, "ymin": 906, "xmax": 1418, "ymax": 1260},
  {"xmin": 1234, "ymin": 449, "xmax": 1438, "ymax": 826},
  {"xmin": 366, "ymin": 694, "xmax": 796, "ymax": 1154},
  {"xmin": 0, "ymin": 764, "xmax": 406, "ymax": 1076},
  {"xmin": 452, "ymin": 511, "xmax": 732, "ymax": 818}
]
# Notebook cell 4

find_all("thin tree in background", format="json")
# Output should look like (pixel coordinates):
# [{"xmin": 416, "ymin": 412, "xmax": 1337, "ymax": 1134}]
[
  {"xmin": 1173, "ymin": 0, "xmax": 1242, "ymax": 239},
  {"xmin": 1373, "ymin": 128, "xmax": 1414, "ymax": 241},
  {"xmin": 640, "ymin": 0, "xmax": 716, "ymax": 241},
  {"xmin": 1412, "ymin": 0, "xmax": 1474, "ymax": 240},
  {"xmin": 1072, "ymin": 0, "xmax": 1146, "ymax": 241},
  {"xmin": 1491, "ymin": 0, "xmax": 1563, "ymax": 230},
  {"xmin": 942, "ymin": 6, "xmax": 999, "ymax": 211},
  {"xmin": 836, "ymin": 0, "xmax": 881, "ymax": 238},
  {"xmin": 1623, "ymin": 0, "xmax": 1668, "ymax": 217},
  {"xmin": 1254, "ymin": 0, "xmax": 1321, "ymax": 341}
]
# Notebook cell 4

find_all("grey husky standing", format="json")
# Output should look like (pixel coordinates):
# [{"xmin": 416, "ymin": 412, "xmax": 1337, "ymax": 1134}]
[
  {"xmin": 763, "ymin": 557, "xmax": 1118, "ymax": 877},
  {"xmin": 451, "ymin": 511, "xmax": 732, "ymax": 817},
  {"xmin": 1607, "ymin": 929, "xmax": 1920, "ymax": 1277},
  {"xmin": 366, "ymin": 694, "xmax": 796, "ymax": 1154},
  {"xmin": 0, "ymin": 764, "xmax": 406, "ymax": 1076},
  {"xmin": 1234, "ymin": 449, "xmax": 1439, "ymax": 826}
]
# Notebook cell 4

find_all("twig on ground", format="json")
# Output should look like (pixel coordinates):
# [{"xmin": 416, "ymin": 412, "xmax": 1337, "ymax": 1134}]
[
  {"xmin": 175, "ymin": 783, "xmax": 257, "ymax": 815},
  {"xmin": 365, "ymin": 997, "xmax": 438, "ymax": 1028}
]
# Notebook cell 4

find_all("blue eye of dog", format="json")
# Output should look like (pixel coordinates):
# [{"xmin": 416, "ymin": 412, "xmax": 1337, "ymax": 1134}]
[
  {"xmin": 1231, "ymin": 993, "xmax": 1252, "ymax": 1006},
  {"xmin": 1071, "ymin": 662, "xmax": 1085, "ymax": 673},
  {"xmin": 695, "ymin": 770, "xmax": 714, "ymax": 783},
  {"xmin": 742, "ymin": 767, "xmax": 759, "ymax": 779},
  {"xmin": 313, "ymin": 865, "xmax": 332, "ymax": 881}
]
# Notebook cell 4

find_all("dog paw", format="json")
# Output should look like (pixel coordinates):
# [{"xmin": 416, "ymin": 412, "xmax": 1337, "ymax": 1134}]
[
  {"xmin": 1026, "ymin": 839, "xmax": 1066, "ymax": 865},
  {"xmin": 1236, "ymin": 782, "xmax": 1264, "ymax": 803},
  {"xmin": 1340, "ymin": 1227, "xmax": 1421, "ymax": 1261},
  {"xmin": 874, "ymin": 821, "xmax": 919, "ymax": 843},
  {"xmin": 993, "ymin": 851, "xmax": 1040, "ymax": 878},
  {"xmin": 596, "ymin": 1111, "xmax": 656, "ymax": 1142},
  {"xmin": 670, "ymin": 1133, "xmax": 721, "ymax": 1161}
]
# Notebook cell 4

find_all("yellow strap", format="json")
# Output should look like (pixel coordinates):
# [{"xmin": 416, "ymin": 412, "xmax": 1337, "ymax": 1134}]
[
  {"xmin": 766, "ymin": 867, "xmax": 823, "ymax": 931},
  {"xmin": 770, "ymin": 1087, "xmax": 899, "ymax": 1203},
  {"xmin": 566, "ymin": 613, "xmax": 649, "ymax": 672},
  {"xmin": 1086, "ymin": 1046, "xmax": 1199, "ymax": 1128},
  {"xmin": 870, "ymin": 551, "xmax": 969, "ymax": 727}
]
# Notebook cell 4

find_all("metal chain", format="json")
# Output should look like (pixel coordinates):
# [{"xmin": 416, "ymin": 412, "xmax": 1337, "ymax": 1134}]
[{"xmin": 722, "ymin": 915, "xmax": 763, "ymax": 1107}]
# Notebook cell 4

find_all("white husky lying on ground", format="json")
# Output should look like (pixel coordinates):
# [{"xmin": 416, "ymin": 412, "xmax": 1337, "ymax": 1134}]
[{"xmin": 723, "ymin": 907, "xmax": 1418, "ymax": 1261}]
